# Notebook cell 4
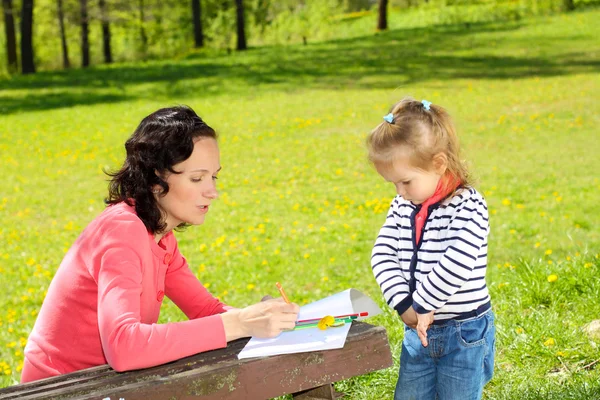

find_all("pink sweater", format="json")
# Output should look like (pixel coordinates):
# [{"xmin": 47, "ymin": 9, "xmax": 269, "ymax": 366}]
[{"xmin": 21, "ymin": 202, "xmax": 228, "ymax": 383}]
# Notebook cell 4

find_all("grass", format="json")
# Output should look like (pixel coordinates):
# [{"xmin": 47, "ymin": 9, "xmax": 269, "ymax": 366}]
[{"xmin": 1, "ymin": 8, "xmax": 599, "ymax": 399}]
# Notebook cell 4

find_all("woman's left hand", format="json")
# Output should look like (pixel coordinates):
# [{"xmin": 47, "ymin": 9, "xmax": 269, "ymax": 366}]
[{"xmin": 416, "ymin": 310, "xmax": 435, "ymax": 347}]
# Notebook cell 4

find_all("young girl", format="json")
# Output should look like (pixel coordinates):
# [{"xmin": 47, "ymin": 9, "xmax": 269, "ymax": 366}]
[
  {"xmin": 21, "ymin": 106, "xmax": 299, "ymax": 382},
  {"xmin": 367, "ymin": 98, "xmax": 495, "ymax": 400}
]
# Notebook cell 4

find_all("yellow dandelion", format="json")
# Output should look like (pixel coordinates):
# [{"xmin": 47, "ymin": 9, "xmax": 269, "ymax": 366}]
[
  {"xmin": 547, "ymin": 274, "xmax": 558, "ymax": 283},
  {"xmin": 317, "ymin": 316, "xmax": 336, "ymax": 330},
  {"xmin": 535, "ymin": 242, "xmax": 541, "ymax": 248},
  {"xmin": 247, "ymin": 283, "xmax": 255, "ymax": 290},
  {"xmin": 509, "ymin": 229, "xmax": 516, "ymax": 234},
  {"xmin": 303, "ymin": 253, "xmax": 310, "ymax": 259},
  {"xmin": 544, "ymin": 338, "xmax": 555, "ymax": 347},
  {"xmin": 515, "ymin": 327, "xmax": 524, "ymax": 334},
  {"xmin": 545, "ymin": 249, "xmax": 552, "ymax": 255},
  {"xmin": 502, "ymin": 199, "xmax": 511, "ymax": 206}
]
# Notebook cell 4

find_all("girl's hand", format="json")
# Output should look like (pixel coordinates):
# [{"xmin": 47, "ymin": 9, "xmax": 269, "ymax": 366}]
[
  {"xmin": 416, "ymin": 310, "xmax": 435, "ymax": 347},
  {"xmin": 401, "ymin": 307, "xmax": 418, "ymax": 329},
  {"xmin": 221, "ymin": 298, "xmax": 299, "ymax": 340}
]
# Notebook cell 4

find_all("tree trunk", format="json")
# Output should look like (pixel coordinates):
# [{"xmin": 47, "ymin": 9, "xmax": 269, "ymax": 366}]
[
  {"xmin": 377, "ymin": 0, "xmax": 388, "ymax": 31},
  {"xmin": 80, "ymin": 0, "xmax": 89, "ymax": 67},
  {"xmin": 2, "ymin": 0, "xmax": 18, "ymax": 73},
  {"xmin": 99, "ymin": 0, "xmax": 112, "ymax": 63},
  {"xmin": 563, "ymin": 0, "xmax": 575, "ymax": 11},
  {"xmin": 20, "ymin": 0, "xmax": 35, "ymax": 74},
  {"xmin": 191, "ymin": 0, "xmax": 203, "ymax": 48},
  {"xmin": 57, "ymin": 0, "xmax": 70, "ymax": 68},
  {"xmin": 235, "ymin": 0, "xmax": 246, "ymax": 50},
  {"xmin": 139, "ymin": 0, "xmax": 147, "ymax": 52}
]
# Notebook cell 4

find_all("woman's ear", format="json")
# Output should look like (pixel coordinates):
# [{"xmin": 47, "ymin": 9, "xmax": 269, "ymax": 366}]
[{"xmin": 432, "ymin": 152, "xmax": 448, "ymax": 176}]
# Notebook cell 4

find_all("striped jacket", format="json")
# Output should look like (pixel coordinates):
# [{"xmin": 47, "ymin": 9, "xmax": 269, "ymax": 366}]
[{"xmin": 371, "ymin": 187, "xmax": 491, "ymax": 322}]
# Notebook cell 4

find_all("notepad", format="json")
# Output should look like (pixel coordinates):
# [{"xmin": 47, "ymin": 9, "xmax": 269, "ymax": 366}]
[{"xmin": 237, "ymin": 288, "xmax": 382, "ymax": 359}]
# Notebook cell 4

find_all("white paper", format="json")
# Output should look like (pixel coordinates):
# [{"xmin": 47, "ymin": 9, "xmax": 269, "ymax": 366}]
[{"xmin": 237, "ymin": 288, "xmax": 381, "ymax": 359}]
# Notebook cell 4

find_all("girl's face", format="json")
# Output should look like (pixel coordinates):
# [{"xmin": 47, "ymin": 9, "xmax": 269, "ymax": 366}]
[
  {"xmin": 154, "ymin": 138, "xmax": 220, "ymax": 232},
  {"xmin": 375, "ymin": 154, "xmax": 444, "ymax": 205}
]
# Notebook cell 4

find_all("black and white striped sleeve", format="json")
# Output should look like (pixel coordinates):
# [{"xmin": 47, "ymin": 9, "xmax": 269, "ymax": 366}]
[
  {"xmin": 412, "ymin": 195, "xmax": 489, "ymax": 314},
  {"xmin": 371, "ymin": 198, "xmax": 412, "ymax": 315}
]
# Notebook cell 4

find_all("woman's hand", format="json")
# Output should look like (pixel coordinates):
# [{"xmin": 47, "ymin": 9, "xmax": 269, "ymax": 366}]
[
  {"xmin": 221, "ymin": 298, "xmax": 299, "ymax": 341},
  {"xmin": 416, "ymin": 310, "xmax": 435, "ymax": 347},
  {"xmin": 400, "ymin": 307, "xmax": 418, "ymax": 329}
]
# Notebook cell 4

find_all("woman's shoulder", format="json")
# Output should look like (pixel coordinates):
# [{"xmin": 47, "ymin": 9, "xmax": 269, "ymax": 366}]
[{"xmin": 89, "ymin": 202, "xmax": 149, "ymax": 238}]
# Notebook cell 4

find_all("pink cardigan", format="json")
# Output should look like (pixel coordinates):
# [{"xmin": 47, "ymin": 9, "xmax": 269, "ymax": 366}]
[{"xmin": 21, "ymin": 202, "xmax": 228, "ymax": 383}]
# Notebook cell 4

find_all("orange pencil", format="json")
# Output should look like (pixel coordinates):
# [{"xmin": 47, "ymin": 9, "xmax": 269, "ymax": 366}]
[{"xmin": 275, "ymin": 282, "xmax": 290, "ymax": 304}]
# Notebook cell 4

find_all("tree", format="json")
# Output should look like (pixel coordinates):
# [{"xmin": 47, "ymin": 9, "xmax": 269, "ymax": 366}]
[
  {"xmin": 21, "ymin": 0, "xmax": 35, "ymax": 74},
  {"xmin": 99, "ymin": 0, "xmax": 112, "ymax": 63},
  {"xmin": 377, "ymin": 0, "xmax": 388, "ymax": 31},
  {"xmin": 138, "ymin": 0, "xmax": 147, "ymax": 53},
  {"xmin": 235, "ymin": 0, "xmax": 246, "ymax": 50},
  {"xmin": 57, "ymin": 0, "xmax": 71, "ymax": 69},
  {"xmin": 80, "ymin": 0, "xmax": 90, "ymax": 67},
  {"xmin": 563, "ymin": 0, "xmax": 575, "ymax": 11},
  {"xmin": 191, "ymin": 0, "xmax": 203, "ymax": 48},
  {"xmin": 2, "ymin": 0, "xmax": 18, "ymax": 73}
]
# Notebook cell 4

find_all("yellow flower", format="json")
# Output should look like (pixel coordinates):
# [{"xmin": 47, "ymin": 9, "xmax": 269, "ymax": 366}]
[
  {"xmin": 318, "ymin": 316, "xmax": 335, "ymax": 330},
  {"xmin": 502, "ymin": 198, "xmax": 511, "ymax": 206},
  {"xmin": 247, "ymin": 283, "xmax": 255, "ymax": 290},
  {"xmin": 535, "ymin": 242, "xmax": 541, "ymax": 248},
  {"xmin": 303, "ymin": 253, "xmax": 310, "ymax": 259},
  {"xmin": 545, "ymin": 249, "xmax": 552, "ymax": 255},
  {"xmin": 515, "ymin": 327, "xmax": 524, "ymax": 334},
  {"xmin": 544, "ymin": 338, "xmax": 555, "ymax": 347},
  {"xmin": 547, "ymin": 274, "xmax": 558, "ymax": 283}
]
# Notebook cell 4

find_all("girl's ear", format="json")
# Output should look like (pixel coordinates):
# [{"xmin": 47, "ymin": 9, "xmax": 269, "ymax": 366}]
[{"xmin": 432, "ymin": 152, "xmax": 448, "ymax": 175}]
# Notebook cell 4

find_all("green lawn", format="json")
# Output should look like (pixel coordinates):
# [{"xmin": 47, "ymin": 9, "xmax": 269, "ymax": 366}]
[{"xmin": 1, "ymin": 8, "xmax": 599, "ymax": 399}]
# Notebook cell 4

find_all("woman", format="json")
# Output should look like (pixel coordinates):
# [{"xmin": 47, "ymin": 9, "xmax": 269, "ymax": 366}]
[{"xmin": 21, "ymin": 106, "xmax": 299, "ymax": 382}]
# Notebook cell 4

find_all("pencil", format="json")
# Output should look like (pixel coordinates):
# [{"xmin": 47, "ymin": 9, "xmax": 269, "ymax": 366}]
[
  {"xmin": 276, "ymin": 282, "xmax": 290, "ymax": 304},
  {"xmin": 296, "ymin": 312, "xmax": 368, "ymax": 324},
  {"xmin": 292, "ymin": 317, "xmax": 356, "ymax": 331}
]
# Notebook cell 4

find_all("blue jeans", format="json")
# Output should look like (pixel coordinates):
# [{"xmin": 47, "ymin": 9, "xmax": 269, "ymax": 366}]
[{"xmin": 394, "ymin": 311, "xmax": 495, "ymax": 400}]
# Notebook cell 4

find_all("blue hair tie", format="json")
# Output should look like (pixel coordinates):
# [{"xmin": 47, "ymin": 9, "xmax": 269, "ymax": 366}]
[
  {"xmin": 421, "ymin": 100, "xmax": 432, "ymax": 111},
  {"xmin": 383, "ymin": 113, "xmax": 394, "ymax": 123}
]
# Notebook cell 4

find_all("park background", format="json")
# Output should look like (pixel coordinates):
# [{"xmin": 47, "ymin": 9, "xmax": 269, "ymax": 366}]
[{"xmin": 0, "ymin": 0, "xmax": 599, "ymax": 398}]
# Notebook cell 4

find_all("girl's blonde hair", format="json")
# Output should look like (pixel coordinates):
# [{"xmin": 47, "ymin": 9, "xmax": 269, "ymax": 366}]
[{"xmin": 366, "ymin": 97, "xmax": 471, "ymax": 187}]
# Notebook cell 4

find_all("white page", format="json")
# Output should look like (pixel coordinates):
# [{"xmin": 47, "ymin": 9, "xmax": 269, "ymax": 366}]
[
  {"xmin": 237, "ymin": 288, "xmax": 381, "ymax": 359},
  {"xmin": 237, "ymin": 324, "xmax": 351, "ymax": 359}
]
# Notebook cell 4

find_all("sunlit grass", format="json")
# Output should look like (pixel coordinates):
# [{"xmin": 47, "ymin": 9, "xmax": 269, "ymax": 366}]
[{"xmin": 1, "ymin": 8, "xmax": 599, "ymax": 399}]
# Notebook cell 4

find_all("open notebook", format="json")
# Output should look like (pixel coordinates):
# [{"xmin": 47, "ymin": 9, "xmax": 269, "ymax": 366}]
[{"xmin": 237, "ymin": 288, "xmax": 382, "ymax": 359}]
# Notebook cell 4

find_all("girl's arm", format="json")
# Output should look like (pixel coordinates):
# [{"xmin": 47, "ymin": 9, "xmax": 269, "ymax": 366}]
[
  {"xmin": 372, "ymin": 197, "xmax": 412, "ymax": 316},
  {"xmin": 412, "ymin": 194, "xmax": 489, "ymax": 315}
]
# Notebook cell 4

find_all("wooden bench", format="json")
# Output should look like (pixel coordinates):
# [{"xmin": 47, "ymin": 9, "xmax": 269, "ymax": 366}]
[{"xmin": 0, "ymin": 322, "xmax": 393, "ymax": 400}]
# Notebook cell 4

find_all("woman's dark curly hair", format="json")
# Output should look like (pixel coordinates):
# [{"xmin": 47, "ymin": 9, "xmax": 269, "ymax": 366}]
[{"xmin": 105, "ymin": 105, "xmax": 217, "ymax": 234}]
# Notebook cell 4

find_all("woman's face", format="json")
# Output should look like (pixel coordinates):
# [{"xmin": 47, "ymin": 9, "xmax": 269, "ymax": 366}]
[{"xmin": 155, "ymin": 138, "xmax": 220, "ymax": 232}]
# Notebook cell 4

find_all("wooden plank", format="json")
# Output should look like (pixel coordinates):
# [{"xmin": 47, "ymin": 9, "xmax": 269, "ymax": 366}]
[{"xmin": 1, "ymin": 322, "xmax": 392, "ymax": 400}]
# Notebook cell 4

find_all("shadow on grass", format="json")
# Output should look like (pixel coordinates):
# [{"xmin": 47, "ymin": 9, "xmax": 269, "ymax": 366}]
[{"xmin": 0, "ymin": 18, "xmax": 598, "ymax": 114}]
